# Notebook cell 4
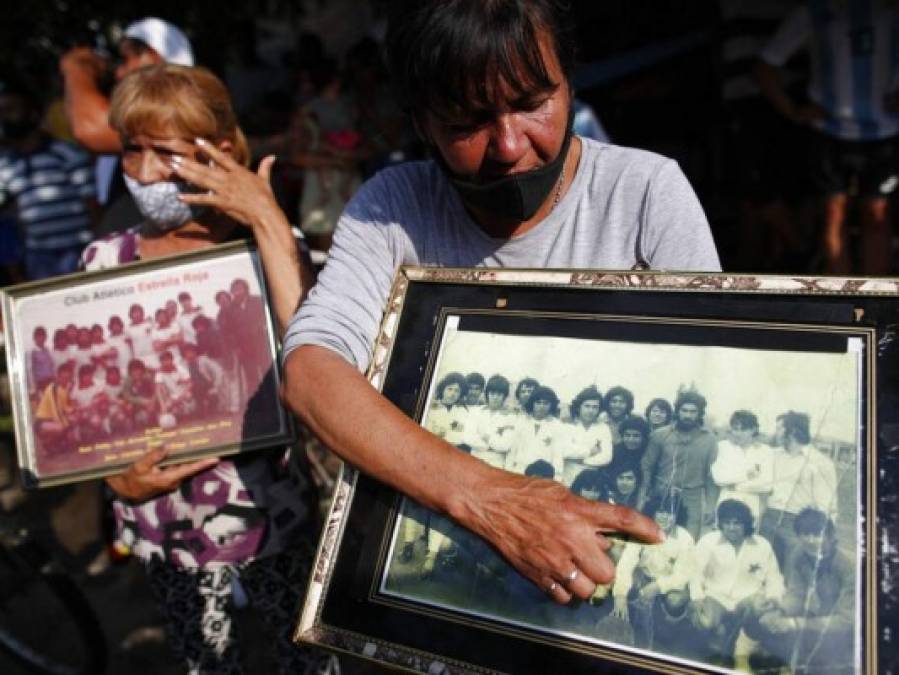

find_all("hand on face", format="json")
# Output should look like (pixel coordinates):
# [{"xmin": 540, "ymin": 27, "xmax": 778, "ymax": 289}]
[{"xmin": 172, "ymin": 139, "xmax": 283, "ymax": 231}]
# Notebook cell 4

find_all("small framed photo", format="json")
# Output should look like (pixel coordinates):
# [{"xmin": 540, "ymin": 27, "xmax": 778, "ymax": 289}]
[
  {"xmin": 1, "ymin": 241, "xmax": 292, "ymax": 488},
  {"xmin": 296, "ymin": 267, "xmax": 895, "ymax": 674}
]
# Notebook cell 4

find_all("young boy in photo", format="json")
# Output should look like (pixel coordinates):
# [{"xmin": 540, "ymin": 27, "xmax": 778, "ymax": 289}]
[
  {"xmin": 155, "ymin": 350, "xmax": 194, "ymax": 422},
  {"xmin": 121, "ymin": 358, "xmax": 157, "ymax": 429}
]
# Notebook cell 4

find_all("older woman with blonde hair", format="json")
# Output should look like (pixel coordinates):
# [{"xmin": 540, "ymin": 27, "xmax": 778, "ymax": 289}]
[{"xmin": 81, "ymin": 64, "xmax": 327, "ymax": 674}]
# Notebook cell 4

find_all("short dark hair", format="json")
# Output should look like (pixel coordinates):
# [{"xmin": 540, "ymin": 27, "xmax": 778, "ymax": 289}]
[
  {"xmin": 675, "ymin": 390, "xmax": 707, "ymax": 424},
  {"xmin": 778, "ymin": 411, "xmax": 811, "ymax": 445},
  {"xmin": 524, "ymin": 385, "xmax": 559, "ymax": 416},
  {"xmin": 570, "ymin": 385, "xmax": 603, "ymax": 420},
  {"xmin": 730, "ymin": 410, "xmax": 759, "ymax": 434},
  {"xmin": 177, "ymin": 291, "xmax": 192, "ymax": 302},
  {"xmin": 608, "ymin": 461, "xmax": 643, "ymax": 490},
  {"xmin": 524, "ymin": 459, "xmax": 555, "ymax": 479},
  {"xmin": 794, "ymin": 508, "xmax": 835, "ymax": 538},
  {"xmin": 384, "ymin": 0, "xmax": 576, "ymax": 123},
  {"xmin": 571, "ymin": 468, "xmax": 606, "ymax": 499},
  {"xmin": 514, "ymin": 377, "xmax": 540, "ymax": 401},
  {"xmin": 643, "ymin": 493, "xmax": 687, "ymax": 527},
  {"xmin": 619, "ymin": 415, "xmax": 651, "ymax": 442},
  {"xmin": 77, "ymin": 364, "xmax": 95, "ymax": 378},
  {"xmin": 644, "ymin": 398, "xmax": 673, "ymax": 424},
  {"xmin": 230, "ymin": 278, "xmax": 249, "ymax": 293},
  {"xmin": 435, "ymin": 372, "xmax": 468, "ymax": 401},
  {"xmin": 56, "ymin": 362, "xmax": 74, "ymax": 377},
  {"xmin": 127, "ymin": 358, "xmax": 146, "ymax": 372},
  {"xmin": 717, "ymin": 499, "xmax": 754, "ymax": 535},
  {"xmin": 484, "ymin": 374, "xmax": 510, "ymax": 398},
  {"xmin": 604, "ymin": 386, "xmax": 634, "ymax": 414},
  {"xmin": 465, "ymin": 372, "xmax": 485, "ymax": 389}
]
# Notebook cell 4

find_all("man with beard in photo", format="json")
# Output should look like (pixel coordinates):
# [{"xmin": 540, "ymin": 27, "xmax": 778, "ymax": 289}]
[{"xmin": 640, "ymin": 390, "xmax": 718, "ymax": 540}]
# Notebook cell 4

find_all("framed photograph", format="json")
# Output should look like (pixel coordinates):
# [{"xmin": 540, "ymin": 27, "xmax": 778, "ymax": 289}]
[
  {"xmin": 296, "ymin": 266, "xmax": 898, "ymax": 675},
  {"xmin": 1, "ymin": 241, "xmax": 292, "ymax": 488}
]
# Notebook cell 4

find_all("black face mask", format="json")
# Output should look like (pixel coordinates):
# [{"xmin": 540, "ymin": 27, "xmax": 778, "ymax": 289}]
[{"xmin": 442, "ymin": 110, "xmax": 574, "ymax": 223}]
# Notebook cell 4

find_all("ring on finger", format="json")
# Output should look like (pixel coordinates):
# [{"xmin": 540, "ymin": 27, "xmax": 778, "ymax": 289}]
[
  {"xmin": 547, "ymin": 581, "xmax": 559, "ymax": 594},
  {"xmin": 566, "ymin": 568, "xmax": 579, "ymax": 583}
]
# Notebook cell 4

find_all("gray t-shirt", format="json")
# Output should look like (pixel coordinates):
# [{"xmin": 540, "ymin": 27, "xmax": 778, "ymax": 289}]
[{"xmin": 283, "ymin": 139, "xmax": 720, "ymax": 370}]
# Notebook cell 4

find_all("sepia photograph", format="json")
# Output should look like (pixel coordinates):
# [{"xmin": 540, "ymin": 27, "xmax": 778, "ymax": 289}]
[
  {"xmin": 381, "ymin": 314, "xmax": 863, "ymax": 674},
  {"xmin": 2, "ymin": 244, "xmax": 290, "ymax": 487}
]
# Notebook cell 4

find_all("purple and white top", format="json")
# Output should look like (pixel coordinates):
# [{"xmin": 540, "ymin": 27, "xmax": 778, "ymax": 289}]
[{"xmin": 82, "ymin": 228, "xmax": 313, "ymax": 568}]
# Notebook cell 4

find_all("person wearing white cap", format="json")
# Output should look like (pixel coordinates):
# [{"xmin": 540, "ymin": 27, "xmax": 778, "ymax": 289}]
[
  {"xmin": 60, "ymin": 17, "xmax": 194, "ymax": 154},
  {"xmin": 60, "ymin": 17, "xmax": 195, "ymax": 235}
]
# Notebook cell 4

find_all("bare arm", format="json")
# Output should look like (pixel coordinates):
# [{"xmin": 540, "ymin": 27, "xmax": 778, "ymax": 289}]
[
  {"xmin": 173, "ymin": 142, "xmax": 315, "ymax": 337},
  {"xmin": 283, "ymin": 345, "xmax": 663, "ymax": 604},
  {"xmin": 59, "ymin": 48, "xmax": 121, "ymax": 154},
  {"xmin": 754, "ymin": 60, "xmax": 825, "ymax": 125}
]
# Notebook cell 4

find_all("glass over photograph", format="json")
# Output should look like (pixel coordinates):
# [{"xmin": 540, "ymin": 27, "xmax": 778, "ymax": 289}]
[
  {"xmin": 5, "ymin": 248, "xmax": 285, "ymax": 485},
  {"xmin": 382, "ymin": 315, "xmax": 863, "ymax": 674}
]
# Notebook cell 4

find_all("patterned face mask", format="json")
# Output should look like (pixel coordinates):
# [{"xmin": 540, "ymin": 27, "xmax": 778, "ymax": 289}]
[{"xmin": 123, "ymin": 174, "xmax": 205, "ymax": 231}]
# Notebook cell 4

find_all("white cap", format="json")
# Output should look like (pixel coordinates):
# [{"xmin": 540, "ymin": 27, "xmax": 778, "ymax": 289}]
[{"xmin": 123, "ymin": 17, "xmax": 194, "ymax": 67}]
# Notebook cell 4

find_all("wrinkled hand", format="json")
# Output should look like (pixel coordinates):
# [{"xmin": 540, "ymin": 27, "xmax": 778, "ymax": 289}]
[
  {"xmin": 172, "ymin": 139, "xmax": 282, "ymax": 230},
  {"xmin": 106, "ymin": 447, "xmax": 219, "ymax": 502},
  {"xmin": 462, "ymin": 470, "xmax": 662, "ymax": 605},
  {"xmin": 60, "ymin": 47, "xmax": 107, "ymax": 79}
]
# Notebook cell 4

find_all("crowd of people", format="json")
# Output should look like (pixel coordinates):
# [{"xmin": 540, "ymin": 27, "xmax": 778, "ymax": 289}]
[
  {"xmin": 0, "ymin": 0, "xmax": 883, "ymax": 673},
  {"xmin": 27, "ymin": 279, "xmax": 270, "ymax": 454},
  {"xmin": 400, "ymin": 373, "xmax": 850, "ymax": 671}
]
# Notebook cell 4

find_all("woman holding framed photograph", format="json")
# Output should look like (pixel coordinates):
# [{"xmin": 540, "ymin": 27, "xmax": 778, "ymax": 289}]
[{"xmin": 80, "ymin": 64, "xmax": 325, "ymax": 674}]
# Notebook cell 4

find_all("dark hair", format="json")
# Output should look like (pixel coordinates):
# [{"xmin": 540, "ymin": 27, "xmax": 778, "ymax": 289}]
[
  {"xmin": 384, "ymin": 0, "xmax": 576, "ymax": 123},
  {"xmin": 484, "ymin": 374, "xmax": 510, "ymax": 398},
  {"xmin": 570, "ymin": 385, "xmax": 603, "ymax": 420},
  {"xmin": 604, "ymin": 386, "xmax": 634, "ymax": 414},
  {"xmin": 571, "ymin": 468, "xmax": 606, "ymax": 499},
  {"xmin": 619, "ymin": 416, "xmax": 650, "ymax": 442},
  {"xmin": 57, "ymin": 362, "xmax": 74, "ymax": 377},
  {"xmin": 514, "ymin": 377, "xmax": 540, "ymax": 402},
  {"xmin": 33, "ymin": 326, "xmax": 46, "ymax": 337},
  {"xmin": 609, "ymin": 461, "xmax": 643, "ymax": 491},
  {"xmin": 159, "ymin": 350, "xmax": 174, "ymax": 361},
  {"xmin": 127, "ymin": 358, "xmax": 146, "ymax": 372},
  {"xmin": 109, "ymin": 314, "xmax": 123, "ymax": 327},
  {"xmin": 794, "ymin": 508, "xmax": 835, "ymax": 538},
  {"xmin": 524, "ymin": 459, "xmax": 555, "ymax": 479},
  {"xmin": 645, "ymin": 398, "xmax": 673, "ymax": 425},
  {"xmin": 465, "ymin": 372, "xmax": 486, "ymax": 388},
  {"xmin": 436, "ymin": 372, "xmax": 468, "ymax": 401},
  {"xmin": 730, "ymin": 410, "xmax": 759, "ymax": 434},
  {"xmin": 128, "ymin": 303, "xmax": 143, "ymax": 315},
  {"xmin": 778, "ymin": 411, "xmax": 811, "ymax": 445},
  {"xmin": 192, "ymin": 314, "xmax": 212, "ymax": 330},
  {"xmin": 675, "ymin": 390, "xmax": 707, "ymax": 421},
  {"xmin": 77, "ymin": 364, "xmax": 95, "ymax": 378},
  {"xmin": 717, "ymin": 499, "xmax": 754, "ymax": 535},
  {"xmin": 230, "ymin": 278, "xmax": 249, "ymax": 293},
  {"xmin": 524, "ymin": 385, "xmax": 559, "ymax": 416},
  {"xmin": 643, "ymin": 493, "xmax": 687, "ymax": 527},
  {"xmin": 177, "ymin": 291, "xmax": 192, "ymax": 302},
  {"xmin": 215, "ymin": 290, "xmax": 231, "ymax": 304}
]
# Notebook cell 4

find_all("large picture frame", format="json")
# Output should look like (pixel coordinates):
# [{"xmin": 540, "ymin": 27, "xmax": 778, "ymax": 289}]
[
  {"xmin": 1, "ymin": 241, "xmax": 292, "ymax": 488},
  {"xmin": 296, "ymin": 266, "xmax": 899, "ymax": 675}
]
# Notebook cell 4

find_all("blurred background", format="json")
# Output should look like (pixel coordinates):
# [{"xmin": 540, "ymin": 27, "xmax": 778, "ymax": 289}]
[{"xmin": 0, "ymin": 0, "xmax": 891, "ymax": 672}]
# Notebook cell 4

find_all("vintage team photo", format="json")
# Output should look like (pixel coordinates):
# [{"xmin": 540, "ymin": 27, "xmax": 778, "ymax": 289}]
[
  {"xmin": 3, "ymin": 247, "xmax": 286, "ymax": 485},
  {"xmin": 382, "ymin": 317, "xmax": 862, "ymax": 674}
]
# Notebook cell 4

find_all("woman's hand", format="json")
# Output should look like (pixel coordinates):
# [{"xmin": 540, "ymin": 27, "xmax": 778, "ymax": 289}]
[
  {"xmin": 106, "ymin": 447, "xmax": 219, "ymax": 502},
  {"xmin": 455, "ymin": 468, "xmax": 663, "ymax": 605},
  {"xmin": 171, "ymin": 139, "xmax": 284, "ymax": 233}
]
